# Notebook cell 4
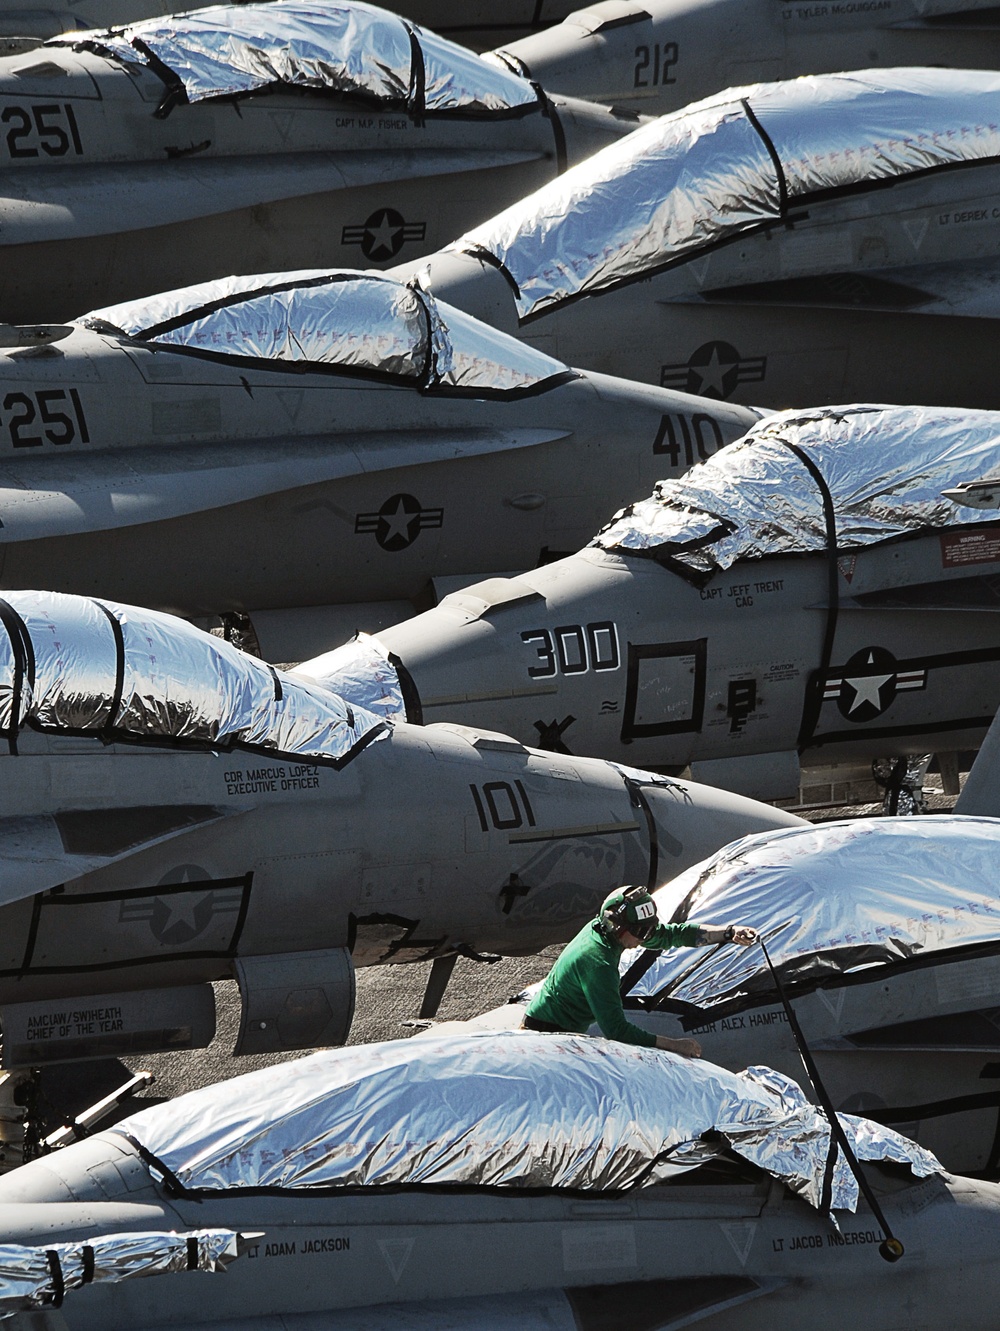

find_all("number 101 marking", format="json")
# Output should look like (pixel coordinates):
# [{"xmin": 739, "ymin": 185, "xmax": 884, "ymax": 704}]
[{"xmin": 470, "ymin": 780, "xmax": 536, "ymax": 832}]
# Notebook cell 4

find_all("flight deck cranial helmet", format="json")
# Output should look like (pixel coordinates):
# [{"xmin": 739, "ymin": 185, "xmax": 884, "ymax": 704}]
[{"xmin": 601, "ymin": 885, "xmax": 658, "ymax": 941}]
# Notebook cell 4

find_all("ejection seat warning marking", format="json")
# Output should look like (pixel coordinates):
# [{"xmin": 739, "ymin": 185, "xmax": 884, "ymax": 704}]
[
  {"xmin": 941, "ymin": 528, "xmax": 1000, "ymax": 568},
  {"xmin": 562, "ymin": 1225, "xmax": 637, "ymax": 1273},
  {"xmin": 719, "ymin": 1221, "xmax": 757, "ymax": 1266},
  {"xmin": 378, "ymin": 1237, "xmax": 414, "ymax": 1284}
]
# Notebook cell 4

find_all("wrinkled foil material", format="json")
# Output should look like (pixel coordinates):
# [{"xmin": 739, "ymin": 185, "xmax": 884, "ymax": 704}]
[
  {"xmin": 454, "ymin": 68, "xmax": 1000, "ymax": 318},
  {"xmin": 82, "ymin": 269, "xmax": 570, "ymax": 395},
  {"xmin": 592, "ymin": 404, "xmax": 1000, "ymax": 576},
  {"xmin": 293, "ymin": 632, "xmax": 406, "ymax": 722},
  {"xmin": 623, "ymin": 815, "xmax": 1000, "ymax": 1010},
  {"xmin": 62, "ymin": 0, "xmax": 537, "ymax": 114},
  {"xmin": 114, "ymin": 1031, "xmax": 939, "ymax": 1211},
  {"xmin": 0, "ymin": 590, "xmax": 386, "ymax": 765},
  {"xmin": 0, "ymin": 1229, "xmax": 240, "ymax": 1319}
]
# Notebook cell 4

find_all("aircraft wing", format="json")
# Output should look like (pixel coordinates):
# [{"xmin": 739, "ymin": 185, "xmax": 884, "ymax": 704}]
[
  {"xmin": 0, "ymin": 149, "xmax": 544, "ymax": 243},
  {"xmin": 0, "ymin": 804, "xmax": 231, "ymax": 907},
  {"xmin": 0, "ymin": 427, "xmax": 569, "ymax": 541}
]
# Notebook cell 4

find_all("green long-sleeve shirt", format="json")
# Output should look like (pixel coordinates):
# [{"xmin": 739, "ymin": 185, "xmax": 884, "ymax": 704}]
[{"xmin": 524, "ymin": 917, "xmax": 701, "ymax": 1047}]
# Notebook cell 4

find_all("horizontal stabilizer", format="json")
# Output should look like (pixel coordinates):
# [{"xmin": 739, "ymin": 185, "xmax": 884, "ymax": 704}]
[
  {"xmin": 0, "ymin": 428, "xmax": 568, "ymax": 541},
  {"xmin": 0, "ymin": 148, "xmax": 543, "ymax": 244},
  {"xmin": 0, "ymin": 804, "xmax": 228, "ymax": 907}
]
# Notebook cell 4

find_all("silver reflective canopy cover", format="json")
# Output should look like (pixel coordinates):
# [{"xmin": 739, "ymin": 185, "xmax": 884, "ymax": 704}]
[
  {"xmin": 0, "ymin": 590, "xmax": 386, "ymax": 766},
  {"xmin": 82, "ymin": 270, "xmax": 571, "ymax": 395},
  {"xmin": 293, "ymin": 631, "xmax": 406, "ymax": 722},
  {"xmin": 113, "ymin": 1032, "xmax": 940, "ymax": 1212},
  {"xmin": 0, "ymin": 1230, "xmax": 240, "ymax": 1319},
  {"xmin": 592, "ymin": 404, "xmax": 1000, "ymax": 578},
  {"xmin": 623, "ymin": 816, "xmax": 1000, "ymax": 1011},
  {"xmin": 62, "ymin": 0, "xmax": 538, "ymax": 115},
  {"xmin": 454, "ymin": 68, "xmax": 1000, "ymax": 319}
]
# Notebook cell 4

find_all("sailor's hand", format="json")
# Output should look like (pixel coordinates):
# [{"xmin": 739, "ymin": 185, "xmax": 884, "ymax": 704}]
[
  {"xmin": 655, "ymin": 1035, "xmax": 702, "ymax": 1058},
  {"xmin": 727, "ymin": 925, "xmax": 758, "ymax": 947}
]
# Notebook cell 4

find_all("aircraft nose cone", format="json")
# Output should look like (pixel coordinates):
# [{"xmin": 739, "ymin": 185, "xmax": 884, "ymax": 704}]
[{"xmin": 639, "ymin": 774, "xmax": 805, "ymax": 876}]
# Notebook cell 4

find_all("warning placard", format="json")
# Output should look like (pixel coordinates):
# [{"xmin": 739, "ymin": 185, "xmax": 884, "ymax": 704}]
[{"xmin": 940, "ymin": 528, "xmax": 1000, "ymax": 568}]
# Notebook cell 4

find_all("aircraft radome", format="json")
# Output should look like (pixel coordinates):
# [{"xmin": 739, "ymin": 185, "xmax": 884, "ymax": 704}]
[
  {"xmin": 488, "ymin": 0, "xmax": 1000, "ymax": 115},
  {"xmin": 314, "ymin": 404, "xmax": 1000, "ymax": 804},
  {"xmin": 0, "ymin": 268, "xmax": 756, "ymax": 663},
  {"xmin": 0, "ymin": 1033, "xmax": 979, "ymax": 1330},
  {"xmin": 432, "ymin": 816, "xmax": 1000, "ymax": 1176},
  {"xmin": 394, "ymin": 67, "xmax": 1000, "ymax": 410},
  {"xmin": 0, "ymin": 0, "xmax": 584, "ymax": 53},
  {"xmin": 0, "ymin": 588, "xmax": 798, "ymax": 1074},
  {"xmin": 0, "ymin": 0, "xmax": 641, "ymax": 323}
]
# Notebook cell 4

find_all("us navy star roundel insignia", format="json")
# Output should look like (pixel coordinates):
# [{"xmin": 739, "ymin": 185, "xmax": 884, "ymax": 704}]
[
  {"xmin": 355, "ymin": 493, "xmax": 444, "ymax": 552},
  {"xmin": 659, "ymin": 341, "xmax": 767, "ymax": 400},
  {"xmin": 341, "ymin": 208, "xmax": 427, "ymax": 261},
  {"xmin": 119, "ymin": 868, "xmax": 244, "ymax": 945},
  {"xmin": 821, "ymin": 646, "xmax": 927, "ymax": 723}
]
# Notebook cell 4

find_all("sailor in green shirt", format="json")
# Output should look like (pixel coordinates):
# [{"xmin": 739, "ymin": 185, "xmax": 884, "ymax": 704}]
[{"xmin": 522, "ymin": 884, "xmax": 757, "ymax": 1056}]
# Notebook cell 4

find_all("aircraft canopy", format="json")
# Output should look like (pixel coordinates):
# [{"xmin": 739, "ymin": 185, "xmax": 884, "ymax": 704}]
[
  {"xmin": 61, "ymin": 0, "xmax": 539, "ymax": 116},
  {"xmin": 454, "ymin": 68, "xmax": 1000, "ymax": 318},
  {"xmin": 623, "ymin": 816, "xmax": 1000, "ymax": 1014},
  {"xmin": 0, "ymin": 590, "xmax": 385, "ymax": 767},
  {"xmin": 114, "ymin": 1031, "xmax": 940, "ymax": 1213},
  {"xmin": 84, "ymin": 270, "xmax": 572, "ymax": 396},
  {"xmin": 593, "ymin": 404, "xmax": 1000, "ymax": 580}
]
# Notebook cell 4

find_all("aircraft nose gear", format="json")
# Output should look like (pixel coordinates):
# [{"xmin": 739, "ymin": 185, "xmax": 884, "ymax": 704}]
[{"xmin": 872, "ymin": 755, "xmax": 932, "ymax": 815}]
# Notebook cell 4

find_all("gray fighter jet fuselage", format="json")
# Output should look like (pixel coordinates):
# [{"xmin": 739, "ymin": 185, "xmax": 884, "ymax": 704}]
[
  {"xmin": 323, "ymin": 405, "xmax": 1000, "ymax": 802},
  {"xmin": 395, "ymin": 69, "xmax": 1000, "ymax": 410},
  {"xmin": 0, "ymin": 5, "xmax": 637, "ymax": 322},
  {"xmin": 0, "ymin": 1036, "xmax": 987, "ymax": 1331},
  {"xmin": 490, "ymin": 0, "xmax": 1000, "ymax": 114},
  {"xmin": 0, "ymin": 590, "xmax": 798, "ymax": 1070},
  {"xmin": 0, "ymin": 270, "xmax": 755, "ymax": 662}
]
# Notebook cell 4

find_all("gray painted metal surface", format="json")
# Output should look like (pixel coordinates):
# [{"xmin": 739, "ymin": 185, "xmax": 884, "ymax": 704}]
[
  {"xmin": 332, "ymin": 402, "xmax": 1000, "ymax": 797},
  {"xmin": 0, "ymin": 590, "xmax": 798, "ymax": 1062},
  {"xmin": 0, "ymin": 272, "xmax": 758, "ymax": 658}
]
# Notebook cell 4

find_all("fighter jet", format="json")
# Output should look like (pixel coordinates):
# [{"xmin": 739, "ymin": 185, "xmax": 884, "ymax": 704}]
[
  {"xmin": 0, "ymin": 587, "xmax": 798, "ymax": 1076},
  {"xmin": 314, "ymin": 403, "xmax": 1000, "ymax": 804},
  {"xmin": 395, "ymin": 67, "xmax": 1000, "ymax": 410},
  {"xmin": 436, "ymin": 815, "xmax": 1000, "ymax": 1177},
  {"xmin": 487, "ymin": 0, "xmax": 1000, "ymax": 116},
  {"xmin": 0, "ymin": 267, "xmax": 756, "ymax": 663},
  {"xmin": 0, "ymin": 1032, "xmax": 973, "ymax": 1329},
  {"xmin": 0, "ymin": 0, "xmax": 640, "ymax": 324},
  {"xmin": 0, "ymin": 0, "xmax": 583, "ymax": 53}
]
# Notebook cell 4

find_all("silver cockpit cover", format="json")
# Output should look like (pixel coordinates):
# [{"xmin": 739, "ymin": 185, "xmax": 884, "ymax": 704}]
[
  {"xmin": 623, "ymin": 816, "xmax": 1000, "ymax": 1011},
  {"xmin": 592, "ymin": 404, "xmax": 1000, "ymax": 578},
  {"xmin": 113, "ymin": 1031, "xmax": 940, "ymax": 1212},
  {"xmin": 63, "ymin": 0, "xmax": 538, "ymax": 114},
  {"xmin": 0, "ymin": 1230, "xmax": 240, "ymax": 1319},
  {"xmin": 454, "ymin": 68, "xmax": 1000, "ymax": 319},
  {"xmin": 293, "ymin": 632, "xmax": 405, "ymax": 722},
  {"xmin": 0, "ymin": 590, "xmax": 386, "ymax": 765},
  {"xmin": 82, "ymin": 269, "xmax": 571, "ymax": 395}
]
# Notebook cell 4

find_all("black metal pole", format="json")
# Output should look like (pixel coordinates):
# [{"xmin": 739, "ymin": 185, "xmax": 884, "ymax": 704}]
[{"xmin": 759, "ymin": 936, "xmax": 904, "ymax": 1262}]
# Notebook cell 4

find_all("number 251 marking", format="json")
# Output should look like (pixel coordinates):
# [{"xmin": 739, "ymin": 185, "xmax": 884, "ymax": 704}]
[{"xmin": 3, "ymin": 390, "xmax": 89, "ymax": 447}]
